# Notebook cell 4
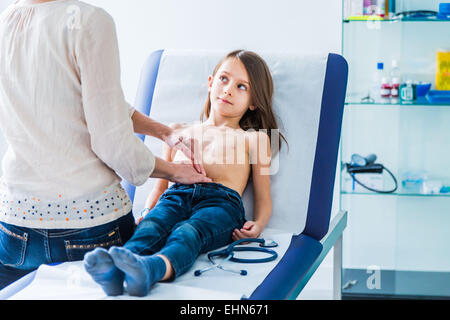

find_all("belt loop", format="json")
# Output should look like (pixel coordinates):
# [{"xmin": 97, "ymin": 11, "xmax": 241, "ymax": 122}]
[
  {"xmin": 44, "ymin": 230, "xmax": 52, "ymax": 264},
  {"xmin": 191, "ymin": 183, "xmax": 198, "ymax": 203}
]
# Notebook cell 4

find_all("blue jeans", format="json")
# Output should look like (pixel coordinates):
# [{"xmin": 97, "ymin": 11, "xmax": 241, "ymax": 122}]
[
  {"xmin": 124, "ymin": 183, "xmax": 246, "ymax": 278},
  {"xmin": 0, "ymin": 211, "xmax": 135, "ymax": 290}
]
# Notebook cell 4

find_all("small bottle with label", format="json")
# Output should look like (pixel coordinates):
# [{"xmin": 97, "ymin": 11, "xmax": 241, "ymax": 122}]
[
  {"xmin": 377, "ymin": 0, "xmax": 386, "ymax": 18},
  {"xmin": 380, "ymin": 76, "xmax": 392, "ymax": 102},
  {"xmin": 369, "ymin": 62, "xmax": 384, "ymax": 102},
  {"xmin": 390, "ymin": 60, "xmax": 401, "ymax": 103},
  {"xmin": 400, "ymin": 80, "xmax": 414, "ymax": 103}
]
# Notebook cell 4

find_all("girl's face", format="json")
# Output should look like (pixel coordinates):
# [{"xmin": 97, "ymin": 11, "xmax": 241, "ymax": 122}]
[{"xmin": 208, "ymin": 58, "xmax": 255, "ymax": 121}]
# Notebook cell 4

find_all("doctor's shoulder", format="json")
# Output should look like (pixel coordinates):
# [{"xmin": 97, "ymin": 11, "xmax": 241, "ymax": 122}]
[{"xmin": 66, "ymin": 1, "xmax": 117, "ymax": 33}]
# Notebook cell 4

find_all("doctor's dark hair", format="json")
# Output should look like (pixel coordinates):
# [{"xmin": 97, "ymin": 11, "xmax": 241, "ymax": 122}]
[{"xmin": 200, "ymin": 50, "xmax": 287, "ymax": 153}]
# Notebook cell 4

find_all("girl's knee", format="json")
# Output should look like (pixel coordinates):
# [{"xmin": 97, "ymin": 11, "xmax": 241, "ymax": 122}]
[{"xmin": 169, "ymin": 222, "xmax": 201, "ymax": 244}]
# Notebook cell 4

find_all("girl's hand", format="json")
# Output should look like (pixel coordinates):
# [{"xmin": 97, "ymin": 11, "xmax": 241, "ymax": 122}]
[{"xmin": 232, "ymin": 221, "xmax": 263, "ymax": 241}]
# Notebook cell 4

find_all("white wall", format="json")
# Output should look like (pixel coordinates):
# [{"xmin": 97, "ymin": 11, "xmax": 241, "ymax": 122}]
[{"xmin": 0, "ymin": 0, "xmax": 9, "ymax": 11}]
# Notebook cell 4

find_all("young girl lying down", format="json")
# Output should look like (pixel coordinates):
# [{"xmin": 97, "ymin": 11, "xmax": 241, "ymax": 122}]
[{"xmin": 84, "ymin": 50, "xmax": 287, "ymax": 297}]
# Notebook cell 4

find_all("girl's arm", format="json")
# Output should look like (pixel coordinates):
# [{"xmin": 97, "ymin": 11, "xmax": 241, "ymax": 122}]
[{"xmin": 233, "ymin": 131, "xmax": 272, "ymax": 240}]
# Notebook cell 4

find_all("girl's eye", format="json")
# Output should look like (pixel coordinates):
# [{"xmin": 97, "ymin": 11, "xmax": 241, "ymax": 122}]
[
  {"xmin": 219, "ymin": 75, "xmax": 228, "ymax": 82},
  {"xmin": 238, "ymin": 84, "xmax": 247, "ymax": 91}
]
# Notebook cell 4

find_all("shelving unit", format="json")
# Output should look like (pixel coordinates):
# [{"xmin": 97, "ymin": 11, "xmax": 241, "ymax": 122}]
[{"xmin": 340, "ymin": 0, "xmax": 450, "ymax": 299}]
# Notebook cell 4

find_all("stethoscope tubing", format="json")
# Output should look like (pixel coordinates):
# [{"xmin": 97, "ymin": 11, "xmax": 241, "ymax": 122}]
[
  {"xmin": 209, "ymin": 246, "xmax": 278, "ymax": 264},
  {"xmin": 195, "ymin": 238, "xmax": 279, "ymax": 276}
]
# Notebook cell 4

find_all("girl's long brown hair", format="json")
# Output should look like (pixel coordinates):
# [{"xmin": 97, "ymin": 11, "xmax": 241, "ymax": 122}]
[{"xmin": 200, "ymin": 50, "xmax": 288, "ymax": 154}]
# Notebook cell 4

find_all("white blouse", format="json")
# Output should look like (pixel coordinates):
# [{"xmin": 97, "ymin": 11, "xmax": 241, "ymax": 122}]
[{"xmin": 0, "ymin": 0, "xmax": 155, "ymax": 228}]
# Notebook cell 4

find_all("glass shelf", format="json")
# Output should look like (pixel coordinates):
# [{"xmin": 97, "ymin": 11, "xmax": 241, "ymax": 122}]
[
  {"xmin": 344, "ymin": 97, "xmax": 450, "ymax": 107},
  {"xmin": 344, "ymin": 18, "xmax": 450, "ymax": 23},
  {"xmin": 341, "ymin": 191, "xmax": 450, "ymax": 197},
  {"xmin": 342, "ymin": 268, "xmax": 450, "ymax": 299}
]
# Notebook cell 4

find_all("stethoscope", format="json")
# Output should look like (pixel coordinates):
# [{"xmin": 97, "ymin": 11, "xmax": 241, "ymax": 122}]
[{"xmin": 194, "ymin": 238, "xmax": 279, "ymax": 277}]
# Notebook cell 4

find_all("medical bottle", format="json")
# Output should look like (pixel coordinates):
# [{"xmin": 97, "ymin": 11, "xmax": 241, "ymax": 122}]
[
  {"xmin": 390, "ymin": 60, "xmax": 401, "ymax": 101},
  {"xmin": 380, "ymin": 76, "xmax": 391, "ymax": 101},
  {"xmin": 363, "ymin": 0, "xmax": 374, "ymax": 15},
  {"xmin": 377, "ymin": 0, "xmax": 386, "ymax": 18},
  {"xmin": 370, "ymin": 62, "xmax": 384, "ymax": 102}
]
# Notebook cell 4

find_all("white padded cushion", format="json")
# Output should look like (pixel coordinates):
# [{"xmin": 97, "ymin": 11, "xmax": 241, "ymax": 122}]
[{"xmin": 133, "ymin": 50, "xmax": 327, "ymax": 234}]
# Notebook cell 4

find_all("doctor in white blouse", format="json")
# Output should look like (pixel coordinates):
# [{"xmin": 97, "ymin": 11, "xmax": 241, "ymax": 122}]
[{"xmin": 0, "ymin": 0, "xmax": 210, "ymax": 289}]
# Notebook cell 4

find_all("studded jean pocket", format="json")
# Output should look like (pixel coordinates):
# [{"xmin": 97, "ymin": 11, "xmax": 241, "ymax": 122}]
[
  {"xmin": 0, "ymin": 222, "xmax": 28, "ymax": 267},
  {"xmin": 64, "ymin": 226, "xmax": 122, "ymax": 261}
]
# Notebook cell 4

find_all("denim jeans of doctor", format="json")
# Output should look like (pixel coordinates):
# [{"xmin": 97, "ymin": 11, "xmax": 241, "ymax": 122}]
[
  {"xmin": 0, "ymin": 211, "xmax": 135, "ymax": 290},
  {"xmin": 124, "ymin": 183, "xmax": 246, "ymax": 278}
]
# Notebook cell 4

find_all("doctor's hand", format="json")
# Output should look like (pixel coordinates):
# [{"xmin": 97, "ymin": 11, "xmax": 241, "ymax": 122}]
[
  {"xmin": 164, "ymin": 131, "xmax": 206, "ymax": 176},
  {"xmin": 151, "ymin": 157, "xmax": 211, "ymax": 184},
  {"xmin": 232, "ymin": 221, "xmax": 263, "ymax": 242},
  {"xmin": 171, "ymin": 161, "xmax": 212, "ymax": 185}
]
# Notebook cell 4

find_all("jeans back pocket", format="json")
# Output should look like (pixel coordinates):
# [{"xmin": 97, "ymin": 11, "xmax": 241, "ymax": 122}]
[
  {"xmin": 64, "ymin": 226, "xmax": 122, "ymax": 261},
  {"xmin": 0, "ymin": 223, "xmax": 28, "ymax": 267}
]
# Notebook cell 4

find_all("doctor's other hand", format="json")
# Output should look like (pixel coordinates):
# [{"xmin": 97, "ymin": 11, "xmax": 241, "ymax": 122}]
[
  {"xmin": 150, "ymin": 157, "xmax": 211, "ymax": 185},
  {"xmin": 164, "ymin": 130, "xmax": 206, "ymax": 176},
  {"xmin": 232, "ymin": 221, "xmax": 262, "ymax": 242},
  {"xmin": 171, "ymin": 162, "xmax": 212, "ymax": 185}
]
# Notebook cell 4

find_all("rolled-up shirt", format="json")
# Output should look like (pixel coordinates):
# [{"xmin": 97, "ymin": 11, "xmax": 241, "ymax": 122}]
[{"xmin": 0, "ymin": 0, "xmax": 155, "ymax": 228}]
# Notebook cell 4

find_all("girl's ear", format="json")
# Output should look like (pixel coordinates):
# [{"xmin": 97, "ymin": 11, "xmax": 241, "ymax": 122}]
[
  {"xmin": 249, "ymin": 105, "xmax": 256, "ymax": 111},
  {"xmin": 208, "ymin": 75, "xmax": 213, "ymax": 91}
]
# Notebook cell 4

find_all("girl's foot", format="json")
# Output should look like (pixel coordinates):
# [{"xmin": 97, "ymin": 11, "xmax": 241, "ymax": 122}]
[
  {"xmin": 83, "ymin": 247, "xmax": 124, "ymax": 296},
  {"xmin": 108, "ymin": 247, "xmax": 166, "ymax": 297}
]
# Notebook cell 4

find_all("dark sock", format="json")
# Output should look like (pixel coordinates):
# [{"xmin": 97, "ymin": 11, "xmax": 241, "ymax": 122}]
[
  {"xmin": 109, "ymin": 246, "xmax": 166, "ymax": 297},
  {"xmin": 83, "ymin": 247, "xmax": 124, "ymax": 296}
]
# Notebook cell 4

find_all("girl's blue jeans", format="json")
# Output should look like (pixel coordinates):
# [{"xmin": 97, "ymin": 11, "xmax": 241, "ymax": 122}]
[
  {"xmin": 124, "ymin": 183, "xmax": 246, "ymax": 278},
  {"xmin": 0, "ymin": 211, "xmax": 135, "ymax": 290}
]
